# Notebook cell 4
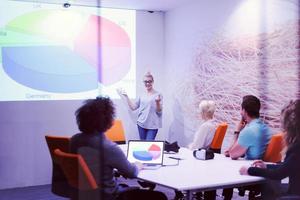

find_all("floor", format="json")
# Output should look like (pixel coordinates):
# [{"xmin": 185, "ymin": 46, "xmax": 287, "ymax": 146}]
[{"xmin": 0, "ymin": 178, "xmax": 250, "ymax": 200}]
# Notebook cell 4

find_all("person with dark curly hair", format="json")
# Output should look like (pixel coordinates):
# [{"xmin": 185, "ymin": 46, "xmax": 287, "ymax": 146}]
[
  {"xmin": 70, "ymin": 96, "xmax": 167, "ymax": 200},
  {"xmin": 240, "ymin": 100, "xmax": 300, "ymax": 199}
]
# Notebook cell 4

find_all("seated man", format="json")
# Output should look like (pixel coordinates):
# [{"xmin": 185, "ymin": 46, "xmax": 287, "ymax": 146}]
[
  {"xmin": 240, "ymin": 100, "xmax": 300, "ymax": 199},
  {"xmin": 223, "ymin": 95, "xmax": 272, "ymax": 200}
]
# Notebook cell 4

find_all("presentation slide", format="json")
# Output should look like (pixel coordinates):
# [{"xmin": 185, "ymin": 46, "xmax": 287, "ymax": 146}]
[{"xmin": 0, "ymin": 1, "xmax": 136, "ymax": 101}]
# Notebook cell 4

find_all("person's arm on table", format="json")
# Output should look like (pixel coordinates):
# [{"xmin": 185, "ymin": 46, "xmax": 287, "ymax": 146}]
[
  {"xmin": 109, "ymin": 144, "xmax": 142, "ymax": 178},
  {"xmin": 240, "ymin": 153, "xmax": 298, "ymax": 180}
]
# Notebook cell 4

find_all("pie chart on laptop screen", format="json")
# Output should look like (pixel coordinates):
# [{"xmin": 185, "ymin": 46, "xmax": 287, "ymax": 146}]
[{"xmin": 132, "ymin": 144, "xmax": 161, "ymax": 161}]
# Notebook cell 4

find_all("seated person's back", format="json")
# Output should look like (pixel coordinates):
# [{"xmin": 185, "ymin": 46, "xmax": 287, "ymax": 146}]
[
  {"xmin": 188, "ymin": 100, "xmax": 217, "ymax": 150},
  {"xmin": 70, "ymin": 132, "xmax": 137, "ymax": 196},
  {"xmin": 70, "ymin": 97, "xmax": 139, "ymax": 199},
  {"xmin": 237, "ymin": 118, "xmax": 271, "ymax": 160}
]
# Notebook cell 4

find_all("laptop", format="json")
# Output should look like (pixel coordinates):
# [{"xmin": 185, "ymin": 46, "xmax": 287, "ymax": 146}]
[{"xmin": 127, "ymin": 140, "xmax": 165, "ymax": 169}]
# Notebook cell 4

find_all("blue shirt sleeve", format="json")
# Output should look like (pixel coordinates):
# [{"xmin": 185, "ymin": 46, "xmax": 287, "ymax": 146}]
[{"xmin": 238, "ymin": 128, "xmax": 253, "ymax": 148}]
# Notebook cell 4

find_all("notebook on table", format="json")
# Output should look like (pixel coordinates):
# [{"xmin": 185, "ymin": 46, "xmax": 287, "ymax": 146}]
[{"xmin": 127, "ymin": 140, "xmax": 165, "ymax": 169}]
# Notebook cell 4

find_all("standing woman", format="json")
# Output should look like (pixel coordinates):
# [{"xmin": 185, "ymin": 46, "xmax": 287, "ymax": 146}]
[
  {"xmin": 240, "ymin": 100, "xmax": 300, "ymax": 199},
  {"xmin": 118, "ymin": 72, "xmax": 162, "ymax": 140}
]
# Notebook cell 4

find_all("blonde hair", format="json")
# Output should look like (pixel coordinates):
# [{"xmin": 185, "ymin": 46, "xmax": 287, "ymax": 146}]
[
  {"xmin": 199, "ymin": 100, "xmax": 216, "ymax": 119},
  {"xmin": 144, "ymin": 72, "xmax": 154, "ymax": 81}
]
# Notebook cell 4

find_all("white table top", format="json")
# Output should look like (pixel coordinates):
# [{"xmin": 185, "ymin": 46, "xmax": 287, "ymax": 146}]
[{"xmin": 120, "ymin": 145, "xmax": 265, "ymax": 192}]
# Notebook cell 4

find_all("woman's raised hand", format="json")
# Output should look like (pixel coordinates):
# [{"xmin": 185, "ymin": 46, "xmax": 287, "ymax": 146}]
[
  {"xmin": 155, "ymin": 94, "xmax": 161, "ymax": 103},
  {"xmin": 116, "ymin": 88, "xmax": 128, "ymax": 97}
]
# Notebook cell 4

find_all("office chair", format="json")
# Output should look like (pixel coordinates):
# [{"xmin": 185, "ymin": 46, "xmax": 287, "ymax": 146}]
[
  {"xmin": 239, "ymin": 133, "xmax": 285, "ymax": 200},
  {"xmin": 105, "ymin": 119, "xmax": 126, "ymax": 144},
  {"xmin": 45, "ymin": 135, "xmax": 71, "ymax": 197},
  {"xmin": 53, "ymin": 149, "xmax": 101, "ymax": 200},
  {"xmin": 263, "ymin": 133, "xmax": 284, "ymax": 163},
  {"xmin": 209, "ymin": 123, "xmax": 228, "ymax": 153},
  {"xmin": 54, "ymin": 149, "xmax": 167, "ymax": 200}
]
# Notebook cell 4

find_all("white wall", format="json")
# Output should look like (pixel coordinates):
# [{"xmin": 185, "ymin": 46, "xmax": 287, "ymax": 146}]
[
  {"xmin": 120, "ymin": 10, "xmax": 166, "ymax": 141},
  {"xmin": 0, "ymin": 10, "xmax": 165, "ymax": 189},
  {"xmin": 163, "ymin": 0, "xmax": 242, "ymax": 147},
  {"xmin": 0, "ymin": 101, "xmax": 81, "ymax": 189},
  {"xmin": 163, "ymin": 0, "xmax": 299, "ymax": 148}
]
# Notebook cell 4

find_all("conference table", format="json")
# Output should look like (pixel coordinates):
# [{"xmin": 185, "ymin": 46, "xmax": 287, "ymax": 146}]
[{"xmin": 120, "ymin": 145, "xmax": 265, "ymax": 200}]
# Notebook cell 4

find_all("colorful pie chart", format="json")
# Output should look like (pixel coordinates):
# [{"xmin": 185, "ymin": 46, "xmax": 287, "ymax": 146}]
[
  {"xmin": 1, "ymin": 10, "xmax": 131, "ymax": 93},
  {"xmin": 132, "ymin": 144, "xmax": 162, "ymax": 161}
]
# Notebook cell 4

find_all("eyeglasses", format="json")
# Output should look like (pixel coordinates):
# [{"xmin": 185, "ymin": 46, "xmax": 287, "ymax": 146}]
[{"xmin": 143, "ymin": 80, "xmax": 153, "ymax": 84}]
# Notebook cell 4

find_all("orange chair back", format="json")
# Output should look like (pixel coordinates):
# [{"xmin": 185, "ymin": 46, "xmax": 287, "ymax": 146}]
[
  {"xmin": 263, "ymin": 133, "xmax": 285, "ymax": 163},
  {"xmin": 45, "ymin": 135, "xmax": 71, "ymax": 162},
  {"xmin": 210, "ymin": 123, "xmax": 228, "ymax": 152},
  {"xmin": 105, "ymin": 120, "xmax": 126, "ymax": 144},
  {"xmin": 45, "ymin": 135, "xmax": 71, "ymax": 197},
  {"xmin": 54, "ymin": 149, "xmax": 98, "ymax": 190}
]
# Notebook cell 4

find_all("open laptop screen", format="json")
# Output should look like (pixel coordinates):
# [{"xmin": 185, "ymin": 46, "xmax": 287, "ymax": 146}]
[{"xmin": 127, "ymin": 140, "xmax": 164, "ymax": 165}]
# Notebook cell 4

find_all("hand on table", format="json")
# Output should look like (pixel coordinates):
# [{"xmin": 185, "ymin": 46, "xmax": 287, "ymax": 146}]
[
  {"xmin": 251, "ymin": 160, "xmax": 266, "ymax": 168},
  {"xmin": 135, "ymin": 162, "xmax": 144, "ymax": 172},
  {"xmin": 224, "ymin": 150, "xmax": 230, "ymax": 157},
  {"xmin": 239, "ymin": 160, "xmax": 266, "ymax": 175},
  {"xmin": 239, "ymin": 166, "xmax": 249, "ymax": 175}
]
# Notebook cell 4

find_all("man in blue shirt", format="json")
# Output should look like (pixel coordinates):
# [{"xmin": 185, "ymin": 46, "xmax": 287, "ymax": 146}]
[
  {"xmin": 222, "ymin": 95, "xmax": 272, "ymax": 200},
  {"xmin": 225, "ymin": 95, "xmax": 271, "ymax": 159}
]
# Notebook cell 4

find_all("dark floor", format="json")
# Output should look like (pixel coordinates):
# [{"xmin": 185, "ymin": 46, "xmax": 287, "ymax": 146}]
[{"xmin": 0, "ymin": 178, "xmax": 248, "ymax": 200}]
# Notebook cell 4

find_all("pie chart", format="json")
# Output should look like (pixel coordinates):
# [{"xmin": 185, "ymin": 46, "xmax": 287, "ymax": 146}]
[
  {"xmin": 1, "ymin": 10, "xmax": 131, "ymax": 93},
  {"xmin": 132, "ymin": 144, "xmax": 162, "ymax": 161}
]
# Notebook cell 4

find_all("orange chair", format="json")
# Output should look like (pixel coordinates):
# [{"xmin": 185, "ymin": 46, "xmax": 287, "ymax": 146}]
[
  {"xmin": 45, "ymin": 135, "xmax": 71, "ymax": 197},
  {"xmin": 263, "ymin": 133, "xmax": 285, "ymax": 163},
  {"xmin": 53, "ymin": 149, "xmax": 100, "ymax": 200},
  {"xmin": 105, "ymin": 120, "xmax": 126, "ymax": 144},
  {"xmin": 209, "ymin": 123, "xmax": 228, "ymax": 153},
  {"xmin": 54, "ymin": 149, "xmax": 167, "ymax": 200},
  {"xmin": 240, "ymin": 133, "xmax": 285, "ymax": 199}
]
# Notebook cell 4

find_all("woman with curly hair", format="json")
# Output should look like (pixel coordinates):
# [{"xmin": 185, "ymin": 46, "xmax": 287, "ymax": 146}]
[{"xmin": 70, "ymin": 96, "xmax": 167, "ymax": 200}]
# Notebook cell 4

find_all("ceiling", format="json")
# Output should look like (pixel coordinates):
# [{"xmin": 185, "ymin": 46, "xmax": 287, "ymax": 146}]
[{"xmin": 12, "ymin": 0, "xmax": 194, "ymax": 11}]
